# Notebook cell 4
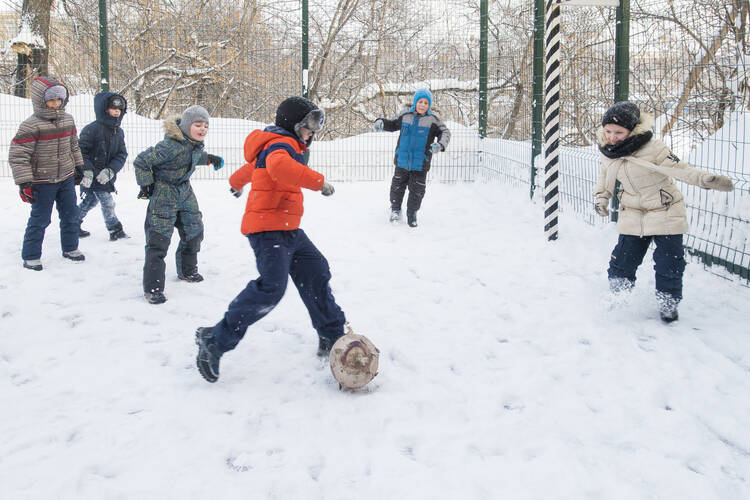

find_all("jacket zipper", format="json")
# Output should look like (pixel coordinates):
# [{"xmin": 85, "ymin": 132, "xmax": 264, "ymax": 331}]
[{"xmin": 622, "ymin": 159, "xmax": 645, "ymax": 236}]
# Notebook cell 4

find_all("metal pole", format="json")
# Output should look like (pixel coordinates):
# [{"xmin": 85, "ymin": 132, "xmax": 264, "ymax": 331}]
[
  {"xmin": 531, "ymin": 0, "xmax": 545, "ymax": 199},
  {"xmin": 543, "ymin": 0, "xmax": 561, "ymax": 241},
  {"xmin": 302, "ymin": 0, "xmax": 309, "ymax": 98},
  {"xmin": 99, "ymin": 0, "xmax": 109, "ymax": 91},
  {"xmin": 478, "ymin": 0, "xmax": 488, "ymax": 138},
  {"xmin": 610, "ymin": 0, "xmax": 629, "ymax": 222}
]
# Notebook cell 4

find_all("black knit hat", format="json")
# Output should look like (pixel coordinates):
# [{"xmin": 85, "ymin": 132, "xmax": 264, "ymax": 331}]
[
  {"xmin": 275, "ymin": 97, "xmax": 324, "ymax": 142},
  {"xmin": 602, "ymin": 101, "xmax": 640, "ymax": 131}
]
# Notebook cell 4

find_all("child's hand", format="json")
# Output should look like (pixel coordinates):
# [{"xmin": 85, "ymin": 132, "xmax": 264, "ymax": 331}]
[
  {"xmin": 19, "ymin": 183, "xmax": 34, "ymax": 203},
  {"xmin": 430, "ymin": 143, "xmax": 441, "ymax": 154},
  {"xmin": 137, "ymin": 184, "xmax": 154, "ymax": 200},
  {"xmin": 207, "ymin": 154, "xmax": 224, "ymax": 171},
  {"xmin": 701, "ymin": 174, "xmax": 734, "ymax": 192},
  {"xmin": 81, "ymin": 171, "xmax": 94, "ymax": 188},
  {"xmin": 594, "ymin": 200, "xmax": 609, "ymax": 217},
  {"xmin": 320, "ymin": 181, "xmax": 335, "ymax": 196},
  {"xmin": 230, "ymin": 187, "xmax": 243, "ymax": 198},
  {"xmin": 96, "ymin": 168, "xmax": 114, "ymax": 184},
  {"xmin": 372, "ymin": 119, "xmax": 384, "ymax": 132}
]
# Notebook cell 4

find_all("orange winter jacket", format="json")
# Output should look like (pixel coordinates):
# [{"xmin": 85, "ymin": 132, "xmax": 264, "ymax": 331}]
[{"xmin": 230, "ymin": 128, "xmax": 325, "ymax": 234}]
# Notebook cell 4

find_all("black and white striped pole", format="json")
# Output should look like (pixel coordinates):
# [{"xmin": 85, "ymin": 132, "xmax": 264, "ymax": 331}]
[
  {"xmin": 542, "ymin": 0, "xmax": 620, "ymax": 241},
  {"xmin": 543, "ymin": 0, "xmax": 562, "ymax": 241}
]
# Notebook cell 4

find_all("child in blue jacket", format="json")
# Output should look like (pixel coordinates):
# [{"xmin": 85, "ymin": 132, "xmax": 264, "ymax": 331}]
[{"xmin": 373, "ymin": 88, "xmax": 450, "ymax": 227}]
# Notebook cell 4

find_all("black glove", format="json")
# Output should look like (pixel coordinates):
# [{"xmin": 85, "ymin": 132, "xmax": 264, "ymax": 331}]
[
  {"xmin": 137, "ymin": 184, "xmax": 154, "ymax": 200},
  {"xmin": 207, "ymin": 154, "xmax": 224, "ymax": 171},
  {"xmin": 74, "ymin": 166, "xmax": 83, "ymax": 185},
  {"xmin": 230, "ymin": 187, "xmax": 243, "ymax": 198}
]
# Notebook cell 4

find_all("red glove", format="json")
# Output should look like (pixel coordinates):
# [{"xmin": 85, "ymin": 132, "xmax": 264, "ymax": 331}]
[{"xmin": 19, "ymin": 183, "xmax": 34, "ymax": 203}]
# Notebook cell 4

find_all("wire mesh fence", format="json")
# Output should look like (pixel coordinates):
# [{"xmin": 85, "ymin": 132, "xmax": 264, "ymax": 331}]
[{"xmin": 0, "ymin": 0, "xmax": 747, "ymax": 281}]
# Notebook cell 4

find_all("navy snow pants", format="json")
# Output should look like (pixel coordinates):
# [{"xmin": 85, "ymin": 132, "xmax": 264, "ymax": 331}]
[
  {"xmin": 22, "ymin": 176, "xmax": 80, "ymax": 260},
  {"xmin": 212, "ymin": 229, "xmax": 346, "ymax": 353},
  {"xmin": 607, "ymin": 234, "xmax": 686, "ymax": 299}
]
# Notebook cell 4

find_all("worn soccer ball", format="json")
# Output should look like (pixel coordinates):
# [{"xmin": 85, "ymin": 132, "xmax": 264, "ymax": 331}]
[{"xmin": 329, "ymin": 333, "xmax": 379, "ymax": 390}]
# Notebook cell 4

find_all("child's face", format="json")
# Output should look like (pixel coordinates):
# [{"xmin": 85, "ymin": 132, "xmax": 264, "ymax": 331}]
[
  {"xmin": 603, "ymin": 123, "xmax": 631, "ymax": 145},
  {"xmin": 298, "ymin": 127, "xmax": 313, "ymax": 142},
  {"xmin": 107, "ymin": 108, "xmax": 122, "ymax": 118},
  {"xmin": 415, "ymin": 98, "xmax": 430, "ymax": 115},
  {"xmin": 45, "ymin": 99, "xmax": 63, "ymax": 109},
  {"xmin": 189, "ymin": 121, "xmax": 209, "ymax": 141}
]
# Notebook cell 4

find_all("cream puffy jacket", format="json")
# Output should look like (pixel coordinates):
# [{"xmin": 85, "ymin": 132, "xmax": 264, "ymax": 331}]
[{"xmin": 594, "ymin": 114, "xmax": 729, "ymax": 237}]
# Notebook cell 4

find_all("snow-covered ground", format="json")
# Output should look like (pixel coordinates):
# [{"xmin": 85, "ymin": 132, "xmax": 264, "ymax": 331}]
[{"xmin": 1, "ymin": 175, "xmax": 749, "ymax": 499}]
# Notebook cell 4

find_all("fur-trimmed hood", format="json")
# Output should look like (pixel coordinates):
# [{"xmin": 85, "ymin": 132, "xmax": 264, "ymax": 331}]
[
  {"xmin": 596, "ymin": 111, "xmax": 655, "ymax": 146},
  {"xmin": 163, "ymin": 115, "xmax": 188, "ymax": 141}
]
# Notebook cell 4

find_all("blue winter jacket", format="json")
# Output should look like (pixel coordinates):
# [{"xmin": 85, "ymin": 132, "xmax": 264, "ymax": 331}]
[
  {"xmin": 380, "ymin": 107, "xmax": 451, "ymax": 172},
  {"xmin": 78, "ymin": 92, "xmax": 128, "ymax": 192}
]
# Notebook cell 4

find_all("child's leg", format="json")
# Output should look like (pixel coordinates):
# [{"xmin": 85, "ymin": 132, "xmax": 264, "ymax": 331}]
[
  {"xmin": 652, "ymin": 234, "xmax": 685, "ymax": 300},
  {"xmin": 288, "ymin": 229, "xmax": 347, "ymax": 343},
  {"xmin": 54, "ymin": 177, "xmax": 81, "ymax": 253},
  {"xmin": 389, "ymin": 167, "xmax": 409, "ymax": 210},
  {"xmin": 21, "ymin": 183, "xmax": 57, "ymax": 260},
  {"xmin": 405, "ymin": 169, "xmax": 428, "ymax": 214},
  {"xmin": 78, "ymin": 190, "xmax": 99, "ymax": 224},
  {"xmin": 96, "ymin": 192, "xmax": 121, "ymax": 230},
  {"xmin": 211, "ymin": 231, "xmax": 293, "ymax": 353},
  {"xmin": 174, "ymin": 194, "xmax": 204, "ymax": 277},
  {"xmin": 607, "ymin": 234, "xmax": 651, "ymax": 287},
  {"xmin": 143, "ymin": 199, "xmax": 177, "ymax": 293}
]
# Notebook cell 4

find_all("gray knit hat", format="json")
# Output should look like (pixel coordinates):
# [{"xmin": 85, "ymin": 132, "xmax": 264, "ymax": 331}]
[
  {"xmin": 178, "ymin": 105, "xmax": 210, "ymax": 139},
  {"xmin": 602, "ymin": 101, "xmax": 640, "ymax": 131},
  {"xmin": 44, "ymin": 85, "xmax": 67, "ymax": 102}
]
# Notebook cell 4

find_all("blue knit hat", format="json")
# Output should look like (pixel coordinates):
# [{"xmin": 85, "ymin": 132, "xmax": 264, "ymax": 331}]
[{"xmin": 411, "ymin": 88, "xmax": 433, "ymax": 115}]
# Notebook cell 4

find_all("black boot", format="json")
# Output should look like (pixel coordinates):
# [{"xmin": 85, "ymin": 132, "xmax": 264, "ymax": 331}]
[
  {"xmin": 145, "ymin": 289, "xmax": 167, "ymax": 304},
  {"xmin": 196, "ymin": 327, "xmax": 223, "ymax": 382},
  {"xmin": 407, "ymin": 211, "xmax": 418, "ymax": 227},
  {"xmin": 656, "ymin": 291, "xmax": 680, "ymax": 323},
  {"xmin": 109, "ymin": 223, "xmax": 128, "ymax": 241},
  {"xmin": 317, "ymin": 337, "xmax": 335, "ymax": 357},
  {"xmin": 79, "ymin": 228, "xmax": 91, "ymax": 238},
  {"xmin": 179, "ymin": 272, "xmax": 204, "ymax": 283},
  {"xmin": 389, "ymin": 209, "xmax": 401, "ymax": 222}
]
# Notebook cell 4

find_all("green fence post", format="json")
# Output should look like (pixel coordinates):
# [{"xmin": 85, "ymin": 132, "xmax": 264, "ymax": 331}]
[
  {"xmin": 478, "ymin": 0, "xmax": 488, "ymax": 139},
  {"xmin": 99, "ymin": 0, "xmax": 109, "ymax": 92},
  {"xmin": 611, "ymin": 0, "xmax": 630, "ymax": 222},
  {"xmin": 531, "ymin": 0, "xmax": 545, "ymax": 199}
]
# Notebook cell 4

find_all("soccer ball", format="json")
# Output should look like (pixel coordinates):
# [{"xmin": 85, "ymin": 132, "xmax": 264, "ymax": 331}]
[{"xmin": 329, "ymin": 333, "xmax": 379, "ymax": 390}]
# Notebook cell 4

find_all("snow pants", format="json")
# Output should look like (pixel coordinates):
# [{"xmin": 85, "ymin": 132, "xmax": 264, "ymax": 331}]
[
  {"xmin": 607, "ymin": 234, "xmax": 686, "ymax": 300},
  {"xmin": 212, "ymin": 229, "xmax": 346, "ymax": 353},
  {"xmin": 79, "ymin": 190, "xmax": 121, "ymax": 230},
  {"xmin": 390, "ymin": 167, "xmax": 427, "ymax": 214},
  {"xmin": 22, "ymin": 176, "xmax": 80, "ymax": 260}
]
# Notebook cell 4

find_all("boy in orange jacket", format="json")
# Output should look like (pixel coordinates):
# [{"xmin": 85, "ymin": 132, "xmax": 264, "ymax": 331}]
[{"xmin": 195, "ymin": 96, "xmax": 344, "ymax": 383}]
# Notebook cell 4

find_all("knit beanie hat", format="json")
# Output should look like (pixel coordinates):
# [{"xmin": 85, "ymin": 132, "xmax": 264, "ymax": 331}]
[
  {"xmin": 44, "ymin": 85, "xmax": 67, "ymax": 102},
  {"xmin": 178, "ymin": 105, "xmax": 210, "ymax": 139},
  {"xmin": 411, "ymin": 88, "xmax": 433, "ymax": 115},
  {"xmin": 602, "ymin": 101, "xmax": 640, "ymax": 131},
  {"xmin": 275, "ymin": 96, "xmax": 324, "ymax": 143}
]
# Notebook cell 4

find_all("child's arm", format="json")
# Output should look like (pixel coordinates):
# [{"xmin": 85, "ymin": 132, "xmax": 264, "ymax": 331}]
[
  {"xmin": 69, "ymin": 126, "xmax": 84, "ymax": 169},
  {"xmin": 592, "ymin": 163, "xmax": 612, "ymax": 216},
  {"xmin": 265, "ymin": 147, "xmax": 324, "ymax": 191},
  {"xmin": 631, "ymin": 143, "xmax": 733, "ymax": 191},
  {"xmin": 431, "ymin": 117, "xmax": 451, "ymax": 151},
  {"xmin": 229, "ymin": 162, "xmax": 255, "ymax": 192},
  {"xmin": 8, "ymin": 120, "xmax": 37, "ymax": 185},
  {"xmin": 107, "ymin": 130, "xmax": 128, "ymax": 174},
  {"xmin": 77, "ymin": 126, "xmax": 97, "ymax": 172},
  {"xmin": 133, "ymin": 142, "xmax": 169, "ymax": 186},
  {"xmin": 380, "ymin": 115, "xmax": 403, "ymax": 132}
]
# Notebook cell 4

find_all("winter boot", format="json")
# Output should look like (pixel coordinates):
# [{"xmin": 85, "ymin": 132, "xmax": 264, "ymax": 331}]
[
  {"xmin": 407, "ymin": 211, "xmax": 418, "ymax": 227},
  {"xmin": 108, "ymin": 223, "xmax": 128, "ymax": 241},
  {"xmin": 196, "ymin": 327, "xmax": 223, "ymax": 383},
  {"xmin": 179, "ymin": 272, "xmax": 204, "ymax": 283},
  {"xmin": 609, "ymin": 277, "xmax": 634, "ymax": 294},
  {"xmin": 62, "ymin": 250, "xmax": 85, "ymax": 261},
  {"xmin": 79, "ymin": 228, "xmax": 91, "ymax": 238},
  {"xmin": 656, "ymin": 291, "xmax": 680, "ymax": 323},
  {"xmin": 389, "ymin": 209, "xmax": 401, "ymax": 223},
  {"xmin": 23, "ymin": 259, "xmax": 43, "ymax": 271},
  {"xmin": 317, "ymin": 337, "xmax": 336, "ymax": 357},
  {"xmin": 145, "ymin": 289, "xmax": 167, "ymax": 304}
]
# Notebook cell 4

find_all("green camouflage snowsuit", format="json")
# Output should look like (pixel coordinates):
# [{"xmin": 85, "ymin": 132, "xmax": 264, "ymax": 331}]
[{"xmin": 134, "ymin": 116, "xmax": 209, "ymax": 294}]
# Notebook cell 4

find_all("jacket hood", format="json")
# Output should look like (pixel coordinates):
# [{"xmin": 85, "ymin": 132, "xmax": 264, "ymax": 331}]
[
  {"xmin": 93, "ymin": 91, "xmax": 127, "ymax": 128},
  {"xmin": 596, "ymin": 111, "xmax": 654, "ymax": 146},
  {"xmin": 163, "ymin": 114, "xmax": 206, "ymax": 147},
  {"xmin": 244, "ymin": 128, "xmax": 305, "ymax": 163},
  {"xmin": 31, "ymin": 76, "xmax": 69, "ymax": 120}
]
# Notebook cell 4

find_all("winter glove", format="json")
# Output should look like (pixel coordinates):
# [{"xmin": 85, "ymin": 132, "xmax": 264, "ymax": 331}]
[
  {"xmin": 137, "ymin": 184, "xmax": 154, "ymax": 200},
  {"xmin": 81, "ymin": 171, "xmax": 94, "ymax": 189},
  {"xmin": 701, "ymin": 174, "xmax": 734, "ymax": 192},
  {"xmin": 372, "ymin": 119, "xmax": 384, "ymax": 132},
  {"xmin": 19, "ymin": 183, "xmax": 34, "ymax": 203},
  {"xmin": 320, "ymin": 181, "xmax": 335, "ymax": 196},
  {"xmin": 96, "ymin": 168, "xmax": 115, "ymax": 185},
  {"xmin": 207, "ymin": 154, "xmax": 224, "ymax": 171},
  {"xmin": 430, "ymin": 143, "xmax": 442, "ymax": 154},
  {"xmin": 230, "ymin": 186, "xmax": 243, "ymax": 198},
  {"xmin": 74, "ymin": 166, "xmax": 83, "ymax": 185},
  {"xmin": 594, "ymin": 198, "xmax": 609, "ymax": 217}
]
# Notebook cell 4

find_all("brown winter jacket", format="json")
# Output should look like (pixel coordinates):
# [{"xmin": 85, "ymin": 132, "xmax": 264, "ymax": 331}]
[
  {"xmin": 594, "ymin": 113, "xmax": 732, "ymax": 237},
  {"xmin": 8, "ymin": 76, "xmax": 83, "ymax": 185}
]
